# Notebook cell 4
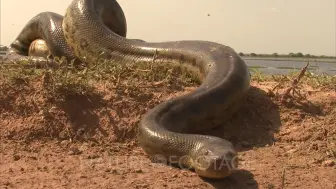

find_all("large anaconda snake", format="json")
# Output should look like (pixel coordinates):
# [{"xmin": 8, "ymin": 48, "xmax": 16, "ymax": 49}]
[{"xmin": 5, "ymin": 0, "xmax": 250, "ymax": 179}]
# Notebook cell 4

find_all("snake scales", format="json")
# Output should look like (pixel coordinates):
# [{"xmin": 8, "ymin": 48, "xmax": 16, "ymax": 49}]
[{"xmin": 5, "ymin": 0, "xmax": 250, "ymax": 179}]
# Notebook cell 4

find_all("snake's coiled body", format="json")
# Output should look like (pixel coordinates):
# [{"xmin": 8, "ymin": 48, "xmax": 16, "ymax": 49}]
[{"xmin": 6, "ymin": 0, "xmax": 250, "ymax": 178}]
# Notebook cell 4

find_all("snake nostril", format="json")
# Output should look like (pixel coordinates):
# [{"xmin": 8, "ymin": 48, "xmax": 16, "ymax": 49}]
[{"xmin": 80, "ymin": 38, "xmax": 88, "ymax": 49}]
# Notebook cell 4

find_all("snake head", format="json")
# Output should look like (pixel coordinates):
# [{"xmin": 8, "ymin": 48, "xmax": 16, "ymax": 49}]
[{"xmin": 192, "ymin": 138, "xmax": 238, "ymax": 179}]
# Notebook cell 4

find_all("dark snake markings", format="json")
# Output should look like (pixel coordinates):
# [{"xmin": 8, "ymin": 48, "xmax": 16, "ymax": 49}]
[{"xmin": 6, "ymin": 0, "xmax": 250, "ymax": 179}]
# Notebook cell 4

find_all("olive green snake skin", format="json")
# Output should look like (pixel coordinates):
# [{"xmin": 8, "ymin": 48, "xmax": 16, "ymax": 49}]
[{"xmin": 4, "ymin": 0, "xmax": 251, "ymax": 179}]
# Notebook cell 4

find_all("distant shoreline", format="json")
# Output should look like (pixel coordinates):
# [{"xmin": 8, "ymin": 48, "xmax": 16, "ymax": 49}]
[{"xmin": 241, "ymin": 56, "xmax": 336, "ymax": 63}]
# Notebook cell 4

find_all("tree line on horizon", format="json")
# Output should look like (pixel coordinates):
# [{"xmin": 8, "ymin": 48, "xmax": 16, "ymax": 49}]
[{"xmin": 239, "ymin": 52, "xmax": 335, "ymax": 59}]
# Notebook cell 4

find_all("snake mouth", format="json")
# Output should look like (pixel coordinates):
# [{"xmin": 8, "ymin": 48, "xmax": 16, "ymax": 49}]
[
  {"xmin": 191, "ymin": 140, "xmax": 239, "ymax": 179},
  {"xmin": 193, "ymin": 152, "xmax": 239, "ymax": 179}
]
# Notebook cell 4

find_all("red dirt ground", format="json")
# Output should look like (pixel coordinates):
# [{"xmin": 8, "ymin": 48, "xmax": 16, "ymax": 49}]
[{"xmin": 0, "ymin": 71, "xmax": 335, "ymax": 189}]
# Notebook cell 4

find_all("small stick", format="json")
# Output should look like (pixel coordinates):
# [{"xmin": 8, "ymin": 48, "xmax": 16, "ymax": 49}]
[
  {"xmin": 281, "ymin": 61, "xmax": 309, "ymax": 102},
  {"xmin": 152, "ymin": 49, "xmax": 158, "ymax": 63},
  {"xmin": 281, "ymin": 167, "xmax": 286, "ymax": 189}
]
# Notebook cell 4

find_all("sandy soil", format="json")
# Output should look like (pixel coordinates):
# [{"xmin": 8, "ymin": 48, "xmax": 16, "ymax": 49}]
[{"xmin": 0, "ymin": 69, "xmax": 335, "ymax": 189}]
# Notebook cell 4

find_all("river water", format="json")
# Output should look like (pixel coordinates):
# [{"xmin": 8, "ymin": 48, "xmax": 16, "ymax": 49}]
[{"xmin": 244, "ymin": 59, "xmax": 336, "ymax": 76}]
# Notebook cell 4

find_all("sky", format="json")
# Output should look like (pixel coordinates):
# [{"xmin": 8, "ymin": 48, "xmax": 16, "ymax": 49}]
[{"xmin": 1, "ymin": 0, "xmax": 335, "ymax": 56}]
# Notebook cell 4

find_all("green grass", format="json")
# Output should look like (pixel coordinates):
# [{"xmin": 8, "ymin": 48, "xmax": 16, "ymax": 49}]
[
  {"xmin": 0, "ymin": 57, "xmax": 202, "ymax": 100},
  {"xmin": 1, "ymin": 56, "xmax": 335, "ymax": 100},
  {"xmin": 250, "ymin": 67, "xmax": 335, "ymax": 90}
]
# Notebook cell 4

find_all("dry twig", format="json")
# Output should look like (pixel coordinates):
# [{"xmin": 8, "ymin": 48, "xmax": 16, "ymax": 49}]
[
  {"xmin": 281, "ymin": 167, "xmax": 286, "ymax": 189},
  {"xmin": 281, "ymin": 62, "xmax": 309, "ymax": 102}
]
